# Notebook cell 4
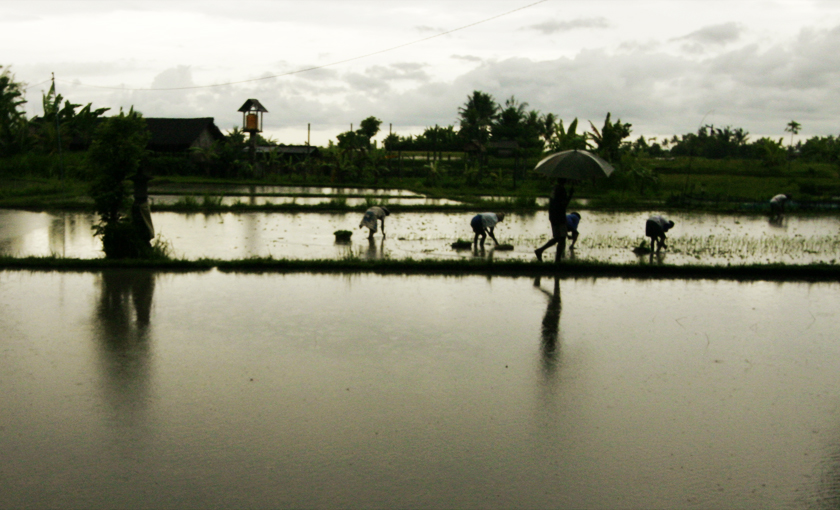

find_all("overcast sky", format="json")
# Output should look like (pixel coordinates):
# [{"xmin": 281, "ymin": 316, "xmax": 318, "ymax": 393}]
[{"xmin": 4, "ymin": 0, "xmax": 840, "ymax": 146}]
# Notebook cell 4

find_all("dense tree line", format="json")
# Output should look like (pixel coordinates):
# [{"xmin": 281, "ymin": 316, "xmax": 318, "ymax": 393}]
[{"xmin": 2, "ymin": 65, "xmax": 839, "ymax": 185}]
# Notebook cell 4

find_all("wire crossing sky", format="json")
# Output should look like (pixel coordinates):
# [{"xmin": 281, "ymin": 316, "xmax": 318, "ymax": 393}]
[
  {"xmin": 5, "ymin": 0, "xmax": 840, "ymax": 145},
  {"xmin": 51, "ymin": 0, "xmax": 550, "ymax": 91}
]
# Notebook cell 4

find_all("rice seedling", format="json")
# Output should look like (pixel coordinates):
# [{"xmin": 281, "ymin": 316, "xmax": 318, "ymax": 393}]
[
  {"xmin": 334, "ymin": 230, "xmax": 353, "ymax": 242},
  {"xmin": 573, "ymin": 233, "xmax": 840, "ymax": 261}
]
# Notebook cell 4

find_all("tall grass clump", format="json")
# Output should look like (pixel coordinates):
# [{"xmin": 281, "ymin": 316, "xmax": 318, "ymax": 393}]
[
  {"xmin": 174, "ymin": 195, "xmax": 200, "ymax": 209},
  {"xmin": 201, "ymin": 194, "xmax": 224, "ymax": 207},
  {"xmin": 363, "ymin": 194, "xmax": 389, "ymax": 208},
  {"xmin": 328, "ymin": 195, "xmax": 348, "ymax": 208}
]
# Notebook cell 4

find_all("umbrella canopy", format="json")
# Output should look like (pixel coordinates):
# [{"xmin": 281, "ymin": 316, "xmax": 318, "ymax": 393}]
[{"xmin": 534, "ymin": 149, "xmax": 615, "ymax": 180}]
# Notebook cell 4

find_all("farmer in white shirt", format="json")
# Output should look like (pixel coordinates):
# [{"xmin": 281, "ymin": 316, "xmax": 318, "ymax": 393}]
[{"xmin": 470, "ymin": 212, "xmax": 505, "ymax": 248}]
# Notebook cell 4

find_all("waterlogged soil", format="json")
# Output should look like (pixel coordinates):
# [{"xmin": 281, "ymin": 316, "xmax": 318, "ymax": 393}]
[
  {"xmin": 148, "ymin": 184, "xmax": 422, "ymax": 196},
  {"xmin": 1, "ymin": 271, "xmax": 839, "ymax": 509},
  {"xmin": 2, "ymin": 208, "xmax": 838, "ymax": 264},
  {"xmin": 148, "ymin": 194, "xmax": 463, "ymax": 206}
]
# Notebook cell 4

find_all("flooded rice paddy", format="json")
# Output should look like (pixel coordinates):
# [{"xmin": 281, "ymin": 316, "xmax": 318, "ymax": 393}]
[
  {"xmin": 1, "ymin": 270, "xmax": 839, "ymax": 509},
  {"xmin": 2, "ymin": 208, "xmax": 838, "ymax": 264}
]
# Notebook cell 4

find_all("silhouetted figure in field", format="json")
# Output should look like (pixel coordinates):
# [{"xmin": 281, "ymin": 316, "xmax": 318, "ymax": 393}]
[
  {"xmin": 534, "ymin": 179, "xmax": 574, "ymax": 262},
  {"xmin": 470, "ymin": 212, "xmax": 505, "ymax": 248},
  {"xmin": 360, "ymin": 206, "xmax": 390, "ymax": 239},
  {"xmin": 770, "ymin": 193, "xmax": 791, "ymax": 220},
  {"xmin": 535, "ymin": 211, "xmax": 581, "ymax": 262},
  {"xmin": 645, "ymin": 215, "xmax": 675, "ymax": 253}
]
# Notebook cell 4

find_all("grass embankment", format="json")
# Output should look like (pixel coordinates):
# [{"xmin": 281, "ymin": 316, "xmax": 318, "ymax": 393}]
[
  {"xmin": 2, "ymin": 255, "xmax": 838, "ymax": 282},
  {"xmin": 2, "ymin": 156, "xmax": 839, "ymax": 213}
]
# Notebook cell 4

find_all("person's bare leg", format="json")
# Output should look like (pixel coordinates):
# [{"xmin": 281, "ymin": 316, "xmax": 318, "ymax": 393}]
[{"xmin": 535, "ymin": 238, "xmax": 557, "ymax": 262}]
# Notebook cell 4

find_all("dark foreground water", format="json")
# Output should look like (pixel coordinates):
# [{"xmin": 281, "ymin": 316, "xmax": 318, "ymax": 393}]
[{"xmin": 1, "ymin": 270, "xmax": 839, "ymax": 509}]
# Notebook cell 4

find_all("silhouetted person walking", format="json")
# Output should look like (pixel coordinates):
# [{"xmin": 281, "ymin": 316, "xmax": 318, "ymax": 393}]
[{"xmin": 535, "ymin": 179, "xmax": 574, "ymax": 261}]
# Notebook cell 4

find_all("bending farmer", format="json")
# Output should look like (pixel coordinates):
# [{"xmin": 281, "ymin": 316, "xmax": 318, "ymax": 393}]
[
  {"xmin": 770, "ymin": 194, "xmax": 791, "ymax": 217},
  {"xmin": 645, "ymin": 215, "xmax": 675, "ymax": 253},
  {"xmin": 470, "ymin": 212, "xmax": 505, "ymax": 248},
  {"xmin": 360, "ymin": 206, "xmax": 390, "ymax": 239}
]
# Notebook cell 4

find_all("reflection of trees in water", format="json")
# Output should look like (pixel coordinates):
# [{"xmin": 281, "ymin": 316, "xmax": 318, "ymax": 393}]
[
  {"xmin": 534, "ymin": 276, "xmax": 562, "ymax": 378},
  {"xmin": 94, "ymin": 269, "xmax": 155, "ymax": 429}
]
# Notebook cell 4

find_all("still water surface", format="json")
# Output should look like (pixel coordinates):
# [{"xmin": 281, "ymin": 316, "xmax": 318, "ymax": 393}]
[
  {"xmin": 2, "ymin": 209, "xmax": 838, "ymax": 264},
  {"xmin": 1, "ymin": 270, "xmax": 839, "ymax": 509}
]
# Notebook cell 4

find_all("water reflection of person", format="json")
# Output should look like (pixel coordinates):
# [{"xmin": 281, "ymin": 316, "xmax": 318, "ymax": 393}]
[
  {"xmin": 534, "ymin": 275, "xmax": 562, "ymax": 375},
  {"xmin": 94, "ymin": 269, "xmax": 156, "ymax": 427},
  {"xmin": 365, "ymin": 236, "xmax": 384, "ymax": 260}
]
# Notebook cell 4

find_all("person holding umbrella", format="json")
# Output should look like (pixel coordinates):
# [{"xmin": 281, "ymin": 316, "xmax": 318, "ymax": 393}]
[
  {"xmin": 534, "ymin": 178, "xmax": 577, "ymax": 261},
  {"xmin": 470, "ymin": 212, "xmax": 505, "ymax": 248},
  {"xmin": 533, "ymin": 149, "xmax": 614, "ymax": 262}
]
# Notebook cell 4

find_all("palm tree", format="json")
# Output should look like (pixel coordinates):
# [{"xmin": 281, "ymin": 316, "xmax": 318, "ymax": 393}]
[
  {"xmin": 785, "ymin": 120, "xmax": 801, "ymax": 171},
  {"xmin": 457, "ymin": 91, "xmax": 499, "ymax": 145},
  {"xmin": 0, "ymin": 66, "xmax": 28, "ymax": 156}
]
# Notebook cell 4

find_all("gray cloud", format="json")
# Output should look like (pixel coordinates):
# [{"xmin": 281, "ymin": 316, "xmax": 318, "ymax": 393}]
[
  {"xmin": 673, "ymin": 22, "xmax": 744, "ymax": 53},
  {"xmin": 21, "ymin": 21, "xmax": 840, "ymax": 143},
  {"xmin": 451, "ymin": 54, "xmax": 483, "ymax": 63},
  {"xmin": 150, "ymin": 65, "xmax": 195, "ymax": 89},
  {"xmin": 526, "ymin": 17, "xmax": 609, "ymax": 35}
]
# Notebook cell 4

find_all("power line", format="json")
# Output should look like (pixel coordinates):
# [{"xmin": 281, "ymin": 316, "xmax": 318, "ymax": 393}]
[{"xmin": 53, "ymin": 0, "xmax": 549, "ymax": 92}]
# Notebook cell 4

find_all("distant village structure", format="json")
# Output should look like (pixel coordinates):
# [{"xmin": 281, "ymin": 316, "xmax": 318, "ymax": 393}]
[{"xmin": 144, "ymin": 118, "xmax": 225, "ymax": 152}]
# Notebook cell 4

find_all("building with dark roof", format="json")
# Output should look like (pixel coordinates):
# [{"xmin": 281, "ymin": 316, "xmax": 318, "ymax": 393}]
[{"xmin": 145, "ymin": 118, "xmax": 225, "ymax": 152}]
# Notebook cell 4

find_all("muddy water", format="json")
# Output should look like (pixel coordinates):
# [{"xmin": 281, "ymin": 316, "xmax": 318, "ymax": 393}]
[
  {"xmin": 148, "ymin": 184, "xmax": 422, "ymax": 196},
  {"xmin": 1, "ymin": 270, "xmax": 839, "ymax": 509},
  {"xmin": 3, "ymin": 208, "xmax": 839, "ymax": 264},
  {"xmin": 148, "ymin": 195, "xmax": 463, "ymax": 206}
]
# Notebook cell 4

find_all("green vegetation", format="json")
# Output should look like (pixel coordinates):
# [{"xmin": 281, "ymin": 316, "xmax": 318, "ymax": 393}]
[
  {"xmin": 87, "ymin": 109, "xmax": 156, "ymax": 259},
  {"xmin": 0, "ymin": 68, "xmax": 837, "ymax": 270},
  {"xmin": 1, "ymin": 66, "xmax": 838, "ymax": 212},
  {"xmin": 334, "ymin": 230, "xmax": 353, "ymax": 242}
]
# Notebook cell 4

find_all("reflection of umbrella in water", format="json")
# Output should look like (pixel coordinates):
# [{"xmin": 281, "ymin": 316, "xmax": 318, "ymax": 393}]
[{"xmin": 534, "ymin": 149, "xmax": 615, "ymax": 181}]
